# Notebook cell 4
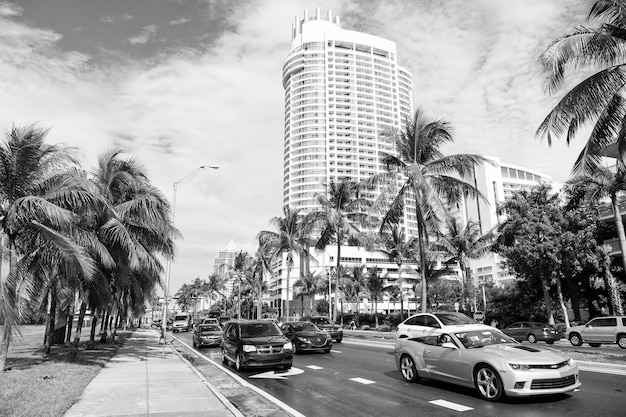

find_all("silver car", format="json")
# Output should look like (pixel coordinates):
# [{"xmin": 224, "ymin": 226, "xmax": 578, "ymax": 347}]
[
  {"xmin": 566, "ymin": 316, "xmax": 626, "ymax": 348},
  {"xmin": 395, "ymin": 324, "xmax": 581, "ymax": 401}
]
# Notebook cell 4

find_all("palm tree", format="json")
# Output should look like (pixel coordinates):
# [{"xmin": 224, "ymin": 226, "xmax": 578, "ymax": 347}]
[
  {"xmin": 430, "ymin": 218, "xmax": 494, "ymax": 314},
  {"xmin": 341, "ymin": 264, "xmax": 366, "ymax": 326},
  {"xmin": 537, "ymin": 1, "xmax": 626, "ymax": 177},
  {"xmin": 86, "ymin": 149, "xmax": 172, "ymax": 346},
  {"xmin": 205, "ymin": 273, "xmax": 227, "ymax": 314},
  {"xmin": 0, "ymin": 124, "xmax": 100, "ymax": 370},
  {"xmin": 228, "ymin": 251, "xmax": 252, "ymax": 319},
  {"xmin": 312, "ymin": 178, "xmax": 371, "ymax": 322},
  {"xmin": 293, "ymin": 271, "xmax": 320, "ymax": 317},
  {"xmin": 258, "ymin": 206, "xmax": 311, "ymax": 320},
  {"xmin": 379, "ymin": 224, "xmax": 419, "ymax": 321},
  {"xmin": 370, "ymin": 108, "xmax": 487, "ymax": 313},
  {"xmin": 365, "ymin": 266, "xmax": 385, "ymax": 329}
]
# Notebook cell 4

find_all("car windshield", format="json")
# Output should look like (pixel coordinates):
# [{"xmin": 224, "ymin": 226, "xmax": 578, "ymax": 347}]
[
  {"xmin": 199, "ymin": 325, "xmax": 220, "ymax": 332},
  {"xmin": 240, "ymin": 322, "xmax": 282, "ymax": 337},
  {"xmin": 293, "ymin": 322, "xmax": 318, "ymax": 332},
  {"xmin": 434, "ymin": 312, "xmax": 477, "ymax": 325},
  {"xmin": 313, "ymin": 317, "xmax": 331, "ymax": 325},
  {"xmin": 454, "ymin": 329, "xmax": 515, "ymax": 349},
  {"xmin": 174, "ymin": 315, "xmax": 188, "ymax": 321}
]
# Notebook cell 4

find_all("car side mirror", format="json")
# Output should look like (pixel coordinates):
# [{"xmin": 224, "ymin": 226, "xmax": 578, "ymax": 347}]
[{"xmin": 442, "ymin": 342, "xmax": 458, "ymax": 350}]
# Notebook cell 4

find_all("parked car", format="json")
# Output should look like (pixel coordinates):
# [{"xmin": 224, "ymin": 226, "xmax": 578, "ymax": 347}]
[
  {"xmin": 299, "ymin": 316, "xmax": 343, "ymax": 343},
  {"xmin": 395, "ymin": 324, "xmax": 581, "ymax": 401},
  {"xmin": 221, "ymin": 320, "xmax": 293, "ymax": 371},
  {"xmin": 396, "ymin": 312, "xmax": 478, "ymax": 339},
  {"xmin": 501, "ymin": 321, "xmax": 562, "ymax": 344},
  {"xmin": 172, "ymin": 312, "xmax": 192, "ymax": 332},
  {"xmin": 281, "ymin": 321, "xmax": 332, "ymax": 353},
  {"xmin": 566, "ymin": 316, "xmax": 626, "ymax": 348},
  {"xmin": 192, "ymin": 323, "xmax": 223, "ymax": 348}
]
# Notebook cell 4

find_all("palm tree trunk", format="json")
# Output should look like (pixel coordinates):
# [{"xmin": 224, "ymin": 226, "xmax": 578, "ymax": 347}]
[
  {"xmin": 397, "ymin": 263, "xmax": 404, "ymax": 321},
  {"xmin": 44, "ymin": 280, "xmax": 58, "ymax": 354},
  {"xmin": 418, "ymin": 226, "xmax": 428, "ymax": 313},
  {"xmin": 68, "ymin": 302, "xmax": 87, "ymax": 362},
  {"xmin": 285, "ymin": 265, "xmax": 291, "ymax": 320},
  {"xmin": 541, "ymin": 277, "xmax": 555, "ymax": 326},
  {"xmin": 334, "ymin": 241, "xmax": 342, "ymax": 323},
  {"xmin": 612, "ymin": 196, "xmax": 626, "ymax": 287},
  {"xmin": 88, "ymin": 308, "xmax": 98, "ymax": 349}
]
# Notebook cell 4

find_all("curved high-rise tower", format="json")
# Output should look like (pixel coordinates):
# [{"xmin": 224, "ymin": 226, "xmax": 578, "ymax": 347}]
[{"xmin": 282, "ymin": 8, "xmax": 414, "ymax": 213}]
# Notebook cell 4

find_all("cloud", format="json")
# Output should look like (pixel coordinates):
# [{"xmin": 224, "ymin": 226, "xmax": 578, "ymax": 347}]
[
  {"xmin": 128, "ymin": 24, "xmax": 159, "ymax": 45},
  {"xmin": 101, "ymin": 13, "xmax": 135, "ymax": 23},
  {"xmin": 170, "ymin": 17, "xmax": 190, "ymax": 25},
  {"xmin": 0, "ymin": 0, "xmax": 20, "ymax": 16}
]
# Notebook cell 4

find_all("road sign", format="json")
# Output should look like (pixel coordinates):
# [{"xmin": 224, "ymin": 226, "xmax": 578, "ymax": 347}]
[{"xmin": 473, "ymin": 311, "xmax": 485, "ymax": 322}]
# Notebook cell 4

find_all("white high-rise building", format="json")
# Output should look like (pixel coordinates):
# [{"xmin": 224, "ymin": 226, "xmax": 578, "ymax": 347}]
[
  {"xmin": 213, "ymin": 239, "xmax": 238, "ymax": 297},
  {"xmin": 282, "ymin": 8, "xmax": 414, "ymax": 214},
  {"xmin": 272, "ymin": 9, "xmax": 418, "ymax": 317}
]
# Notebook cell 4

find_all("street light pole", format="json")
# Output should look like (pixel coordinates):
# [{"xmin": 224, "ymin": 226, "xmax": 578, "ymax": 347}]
[{"xmin": 161, "ymin": 165, "xmax": 218, "ymax": 354}]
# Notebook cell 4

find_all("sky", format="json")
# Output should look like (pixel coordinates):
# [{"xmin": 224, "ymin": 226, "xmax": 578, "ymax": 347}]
[{"xmin": 1, "ymin": 0, "xmax": 594, "ymax": 295}]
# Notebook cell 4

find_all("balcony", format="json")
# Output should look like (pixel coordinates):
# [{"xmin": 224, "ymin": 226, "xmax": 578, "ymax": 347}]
[{"xmin": 597, "ymin": 198, "xmax": 626, "ymax": 221}]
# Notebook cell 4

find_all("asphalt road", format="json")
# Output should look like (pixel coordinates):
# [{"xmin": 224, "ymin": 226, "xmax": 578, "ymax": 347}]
[{"xmin": 176, "ymin": 331, "xmax": 626, "ymax": 417}]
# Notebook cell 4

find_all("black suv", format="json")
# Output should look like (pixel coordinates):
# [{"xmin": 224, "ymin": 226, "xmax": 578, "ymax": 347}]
[
  {"xmin": 221, "ymin": 320, "xmax": 293, "ymax": 371},
  {"xmin": 300, "ymin": 316, "xmax": 343, "ymax": 343}
]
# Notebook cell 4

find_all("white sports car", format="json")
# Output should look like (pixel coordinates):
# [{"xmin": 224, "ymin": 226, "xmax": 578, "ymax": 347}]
[{"xmin": 395, "ymin": 324, "xmax": 581, "ymax": 401}]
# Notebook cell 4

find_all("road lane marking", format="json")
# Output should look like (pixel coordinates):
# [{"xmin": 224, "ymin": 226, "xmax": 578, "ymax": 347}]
[
  {"xmin": 249, "ymin": 368, "xmax": 304, "ymax": 379},
  {"xmin": 306, "ymin": 365, "xmax": 323, "ymax": 370},
  {"xmin": 350, "ymin": 377, "xmax": 375, "ymax": 384},
  {"xmin": 331, "ymin": 350, "xmax": 342, "ymax": 353},
  {"xmin": 429, "ymin": 399, "xmax": 473, "ymax": 412}
]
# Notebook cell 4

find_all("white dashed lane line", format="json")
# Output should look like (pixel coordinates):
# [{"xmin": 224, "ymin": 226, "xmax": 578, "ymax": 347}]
[
  {"xmin": 429, "ymin": 399, "xmax": 473, "ymax": 412},
  {"xmin": 306, "ymin": 365, "xmax": 324, "ymax": 370},
  {"xmin": 350, "ymin": 377, "xmax": 376, "ymax": 385}
]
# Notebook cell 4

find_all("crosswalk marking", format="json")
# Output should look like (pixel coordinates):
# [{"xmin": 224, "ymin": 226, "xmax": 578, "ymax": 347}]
[
  {"xmin": 350, "ymin": 377, "xmax": 375, "ymax": 385},
  {"xmin": 429, "ymin": 399, "xmax": 473, "ymax": 412}
]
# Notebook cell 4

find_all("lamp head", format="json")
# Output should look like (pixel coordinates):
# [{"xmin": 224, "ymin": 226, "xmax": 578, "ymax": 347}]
[{"xmin": 200, "ymin": 165, "xmax": 219, "ymax": 170}]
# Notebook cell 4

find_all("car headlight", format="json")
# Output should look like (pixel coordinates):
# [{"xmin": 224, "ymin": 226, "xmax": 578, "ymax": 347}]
[
  {"xmin": 509, "ymin": 363, "xmax": 531, "ymax": 371},
  {"xmin": 242, "ymin": 344, "xmax": 257, "ymax": 353},
  {"xmin": 284, "ymin": 342, "xmax": 293, "ymax": 351},
  {"xmin": 296, "ymin": 336, "xmax": 310, "ymax": 342}
]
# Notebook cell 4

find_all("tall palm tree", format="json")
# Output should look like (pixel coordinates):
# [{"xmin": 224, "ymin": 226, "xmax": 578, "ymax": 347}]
[
  {"xmin": 205, "ymin": 273, "xmax": 227, "ymax": 314},
  {"xmin": 293, "ymin": 271, "xmax": 320, "ymax": 317},
  {"xmin": 87, "ymin": 149, "xmax": 173, "ymax": 345},
  {"xmin": 537, "ymin": 0, "xmax": 626, "ymax": 177},
  {"xmin": 340, "ymin": 264, "xmax": 366, "ymax": 326},
  {"xmin": 229, "ymin": 251, "xmax": 252, "ymax": 319},
  {"xmin": 258, "ymin": 206, "xmax": 310, "ymax": 320},
  {"xmin": 312, "ymin": 178, "xmax": 371, "ymax": 322},
  {"xmin": 370, "ymin": 108, "xmax": 487, "ymax": 313},
  {"xmin": 0, "ymin": 124, "xmax": 100, "ymax": 370},
  {"xmin": 430, "ymin": 217, "xmax": 494, "ymax": 314},
  {"xmin": 365, "ymin": 266, "xmax": 385, "ymax": 329},
  {"xmin": 379, "ymin": 224, "xmax": 419, "ymax": 321}
]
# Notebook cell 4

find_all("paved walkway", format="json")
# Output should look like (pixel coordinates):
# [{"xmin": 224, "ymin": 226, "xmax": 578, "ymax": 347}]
[{"xmin": 64, "ymin": 328, "xmax": 242, "ymax": 417}]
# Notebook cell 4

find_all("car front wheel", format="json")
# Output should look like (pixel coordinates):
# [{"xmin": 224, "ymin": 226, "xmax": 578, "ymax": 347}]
[
  {"xmin": 618, "ymin": 335, "xmax": 626, "ymax": 349},
  {"xmin": 527, "ymin": 334, "xmax": 537, "ymax": 343},
  {"xmin": 400, "ymin": 354, "xmax": 420, "ymax": 383},
  {"xmin": 221, "ymin": 348, "xmax": 229, "ymax": 366},
  {"xmin": 235, "ymin": 353, "xmax": 244, "ymax": 371},
  {"xmin": 569, "ymin": 333, "xmax": 583, "ymax": 346},
  {"xmin": 475, "ymin": 365, "xmax": 504, "ymax": 402}
]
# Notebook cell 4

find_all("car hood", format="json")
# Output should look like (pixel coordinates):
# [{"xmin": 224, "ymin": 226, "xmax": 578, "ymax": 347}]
[
  {"xmin": 295, "ymin": 331, "xmax": 329, "ymax": 338},
  {"xmin": 481, "ymin": 344, "xmax": 570, "ymax": 363},
  {"xmin": 567, "ymin": 325, "xmax": 586, "ymax": 333},
  {"xmin": 241, "ymin": 336, "xmax": 288, "ymax": 345}
]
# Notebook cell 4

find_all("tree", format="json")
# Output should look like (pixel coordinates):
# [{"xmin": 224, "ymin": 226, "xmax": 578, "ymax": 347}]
[
  {"xmin": 537, "ymin": 0, "xmax": 626, "ymax": 177},
  {"xmin": 365, "ymin": 266, "xmax": 385, "ymax": 328},
  {"xmin": 371, "ymin": 108, "xmax": 487, "ymax": 313},
  {"xmin": 495, "ymin": 184, "xmax": 602, "ymax": 327},
  {"xmin": 566, "ymin": 168, "xmax": 626, "ymax": 313},
  {"xmin": 0, "ymin": 125, "xmax": 98, "ymax": 370},
  {"xmin": 379, "ymin": 224, "xmax": 418, "ymax": 320},
  {"xmin": 430, "ymin": 218, "xmax": 494, "ymax": 314},
  {"xmin": 313, "ymin": 178, "xmax": 370, "ymax": 322},
  {"xmin": 340, "ymin": 264, "xmax": 366, "ymax": 326},
  {"xmin": 293, "ymin": 271, "xmax": 320, "ymax": 317},
  {"xmin": 258, "ymin": 206, "xmax": 311, "ymax": 320}
]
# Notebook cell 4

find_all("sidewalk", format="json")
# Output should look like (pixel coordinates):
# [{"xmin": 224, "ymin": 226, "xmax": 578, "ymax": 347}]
[{"xmin": 64, "ymin": 327, "xmax": 243, "ymax": 417}]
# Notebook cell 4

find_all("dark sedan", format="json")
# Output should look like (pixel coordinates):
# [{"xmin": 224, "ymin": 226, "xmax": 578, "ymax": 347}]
[
  {"xmin": 281, "ymin": 321, "xmax": 332, "ymax": 353},
  {"xmin": 192, "ymin": 324, "xmax": 223, "ymax": 348},
  {"xmin": 500, "ymin": 321, "xmax": 562, "ymax": 344}
]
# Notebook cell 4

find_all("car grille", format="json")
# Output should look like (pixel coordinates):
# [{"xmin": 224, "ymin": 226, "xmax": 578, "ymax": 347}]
[
  {"xmin": 526, "ymin": 360, "xmax": 569, "ymax": 370},
  {"xmin": 310, "ymin": 337, "xmax": 326, "ymax": 347},
  {"xmin": 531, "ymin": 375, "xmax": 576, "ymax": 390},
  {"xmin": 256, "ymin": 345, "xmax": 284, "ymax": 354}
]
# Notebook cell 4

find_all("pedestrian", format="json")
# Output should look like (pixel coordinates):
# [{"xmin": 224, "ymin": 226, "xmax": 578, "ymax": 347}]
[{"xmin": 350, "ymin": 319, "xmax": 356, "ymax": 330}]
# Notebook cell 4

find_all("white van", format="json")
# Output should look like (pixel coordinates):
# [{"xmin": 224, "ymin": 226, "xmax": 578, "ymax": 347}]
[{"xmin": 172, "ymin": 312, "xmax": 192, "ymax": 332}]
